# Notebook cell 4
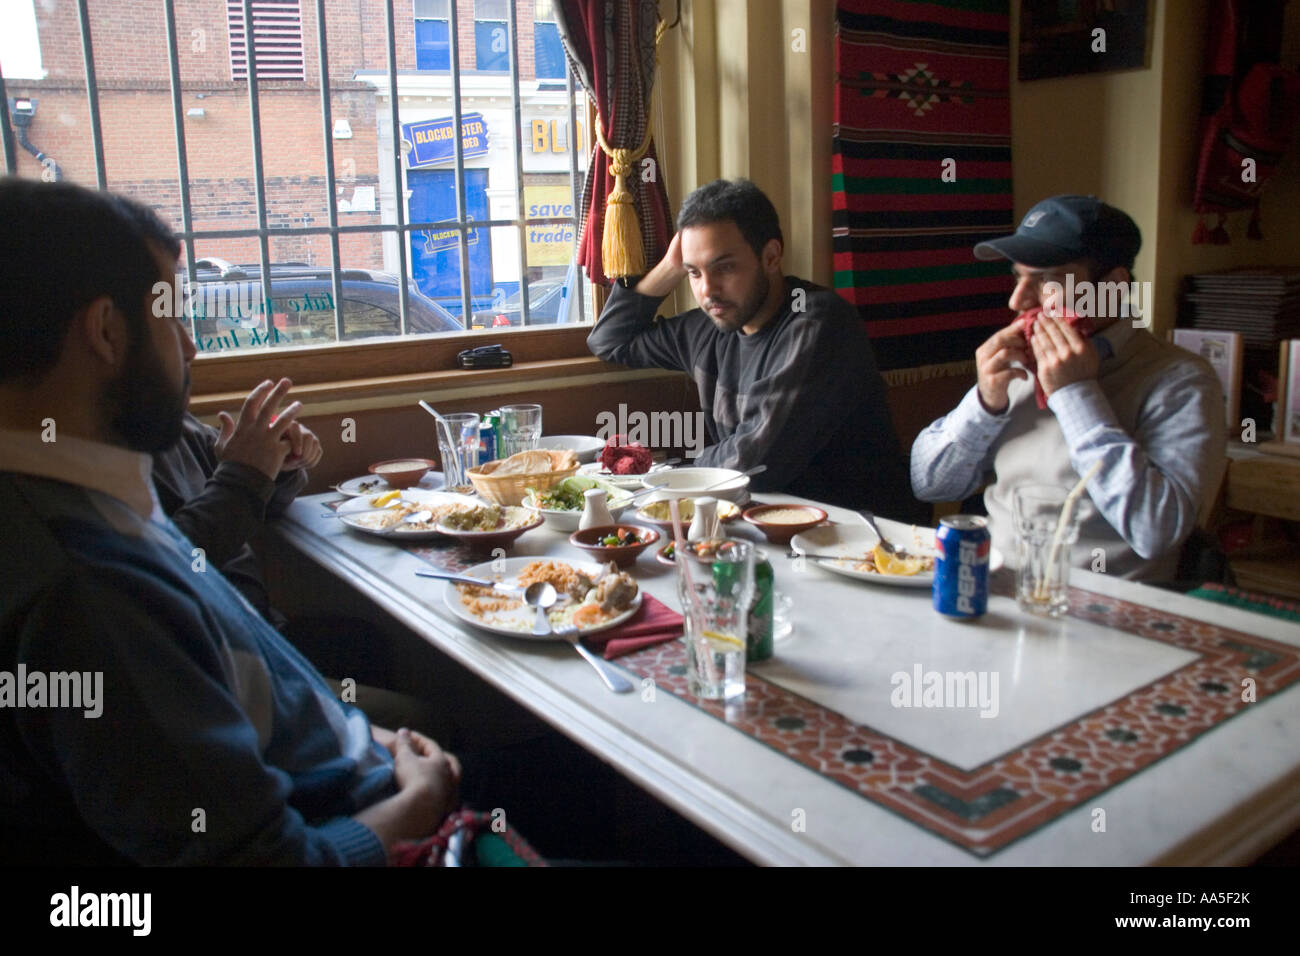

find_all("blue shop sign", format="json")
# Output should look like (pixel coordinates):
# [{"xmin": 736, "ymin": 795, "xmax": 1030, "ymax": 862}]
[{"xmin": 402, "ymin": 113, "xmax": 490, "ymax": 168}]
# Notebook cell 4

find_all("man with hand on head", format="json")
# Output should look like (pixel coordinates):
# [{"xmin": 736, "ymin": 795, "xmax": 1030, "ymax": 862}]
[
  {"xmin": 588, "ymin": 178, "xmax": 918, "ymax": 519},
  {"xmin": 0, "ymin": 178, "xmax": 459, "ymax": 864},
  {"xmin": 152, "ymin": 376, "xmax": 322, "ymax": 627},
  {"xmin": 910, "ymin": 195, "xmax": 1225, "ymax": 582}
]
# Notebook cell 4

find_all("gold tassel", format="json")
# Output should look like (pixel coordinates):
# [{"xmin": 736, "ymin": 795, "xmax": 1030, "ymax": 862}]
[
  {"xmin": 602, "ymin": 147, "xmax": 644, "ymax": 278},
  {"xmin": 591, "ymin": 17, "xmax": 669, "ymax": 280}
]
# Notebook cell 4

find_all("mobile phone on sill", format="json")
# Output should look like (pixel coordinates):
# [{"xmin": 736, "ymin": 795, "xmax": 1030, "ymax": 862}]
[{"xmin": 457, "ymin": 344, "xmax": 513, "ymax": 368}]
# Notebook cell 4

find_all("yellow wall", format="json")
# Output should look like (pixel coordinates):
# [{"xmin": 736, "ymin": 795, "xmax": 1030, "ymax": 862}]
[
  {"xmin": 656, "ymin": 0, "xmax": 1299, "ymax": 342},
  {"xmin": 655, "ymin": 0, "xmax": 834, "ymax": 299}
]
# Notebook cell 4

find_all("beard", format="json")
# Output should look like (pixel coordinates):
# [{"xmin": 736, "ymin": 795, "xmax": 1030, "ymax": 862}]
[
  {"xmin": 102, "ymin": 330, "xmax": 189, "ymax": 453},
  {"xmin": 704, "ymin": 270, "xmax": 770, "ymax": 333}
]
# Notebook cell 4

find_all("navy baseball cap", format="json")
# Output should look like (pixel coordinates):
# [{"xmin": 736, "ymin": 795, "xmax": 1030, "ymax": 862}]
[{"xmin": 973, "ymin": 195, "xmax": 1141, "ymax": 270}]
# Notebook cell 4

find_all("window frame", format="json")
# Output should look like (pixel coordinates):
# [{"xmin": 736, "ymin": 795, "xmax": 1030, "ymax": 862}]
[{"xmin": 0, "ymin": 0, "xmax": 610, "ymax": 405}]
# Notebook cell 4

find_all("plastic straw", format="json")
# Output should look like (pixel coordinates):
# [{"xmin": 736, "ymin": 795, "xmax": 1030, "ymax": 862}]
[
  {"xmin": 418, "ymin": 401, "xmax": 463, "ymax": 488},
  {"xmin": 1037, "ymin": 460, "xmax": 1103, "ymax": 600},
  {"xmin": 671, "ymin": 498, "xmax": 717, "ymax": 686}
]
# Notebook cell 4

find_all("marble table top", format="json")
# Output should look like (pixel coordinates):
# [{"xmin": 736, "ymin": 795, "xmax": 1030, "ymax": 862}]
[{"xmin": 276, "ymin": 489, "xmax": 1300, "ymax": 865}]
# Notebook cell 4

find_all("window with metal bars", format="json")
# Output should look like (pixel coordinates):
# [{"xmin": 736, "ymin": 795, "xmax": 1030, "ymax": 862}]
[
  {"xmin": 0, "ymin": 0, "xmax": 595, "ymax": 359},
  {"xmin": 227, "ymin": 0, "xmax": 306, "ymax": 82}
]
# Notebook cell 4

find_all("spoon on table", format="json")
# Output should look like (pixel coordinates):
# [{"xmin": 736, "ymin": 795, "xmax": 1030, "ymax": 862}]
[
  {"xmin": 702, "ymin": 463, "xmax": 767, "ymax": 492},
  {"xmin": 524, "ymin": 582, "xmax": 632, "ymax": 693}
]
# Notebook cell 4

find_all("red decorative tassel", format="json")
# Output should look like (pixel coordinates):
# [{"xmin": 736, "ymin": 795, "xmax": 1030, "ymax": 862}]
[
  {"xmin": 1192, "ymin": 215, "xmax": 1209, "ymax": 244},
  {"xmin": 1210, "ymin": 213, "xmax": 1230, "ymax": 244},
  {"xmin": 1247, "ymin": 205, "xmax": 1263, "ymax": 239}
]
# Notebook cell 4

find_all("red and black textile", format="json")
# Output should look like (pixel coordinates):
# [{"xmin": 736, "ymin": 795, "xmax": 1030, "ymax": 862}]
[
  {"xmin": 1191, "ymin": 0, "xmax": 1297, "ymax": 243},
  {"xmin": 833, "ymin": 0, "xmax": 1013, "ymax": 371},
  {"xmin": 554, "ymin": 0, "xmax": 673, "ymax": 286}
]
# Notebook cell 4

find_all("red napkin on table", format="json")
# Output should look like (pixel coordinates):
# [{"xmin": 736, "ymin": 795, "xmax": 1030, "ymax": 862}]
[
  {"xmin": 1019, "ymin": 307, "xmax": 1095, "ymax": 409},
  {"xmin": 582, "ymin": 594, "xmax": 683, "ymax": 660}
]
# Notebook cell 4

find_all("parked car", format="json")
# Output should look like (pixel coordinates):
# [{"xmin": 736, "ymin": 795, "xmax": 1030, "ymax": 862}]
[
  {"xmin": 185, "ymin": 259, "xmax": 462, "ymax": 350},
  {"xmin": 472, "ymin": 278, "xmax": 573, "ymax": 327}
]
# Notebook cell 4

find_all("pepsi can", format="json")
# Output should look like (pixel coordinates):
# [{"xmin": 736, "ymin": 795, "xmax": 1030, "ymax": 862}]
[{"xmin": 933, "ymin": 516, "xmax": 990, "ymax": 619}]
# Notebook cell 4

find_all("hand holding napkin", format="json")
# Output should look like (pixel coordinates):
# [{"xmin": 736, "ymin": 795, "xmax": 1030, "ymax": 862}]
[{"xmin": 1019, "ymin": 306, "xmax": 1096, "ymax": 409}]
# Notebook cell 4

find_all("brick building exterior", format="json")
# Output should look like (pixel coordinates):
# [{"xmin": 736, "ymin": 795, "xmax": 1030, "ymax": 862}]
[{"xmin": 8, "ymin": 0, "xmax": 557, "ymax": 272}]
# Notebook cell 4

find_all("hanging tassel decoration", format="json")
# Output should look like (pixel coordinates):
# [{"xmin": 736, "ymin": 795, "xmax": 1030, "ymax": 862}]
[
  {"xmin": 1210, "ymin": 213, "xmax": 1231, "ymax": 244},
  {"xmin": 1247, "ymin": 204, "xmax": 1263, "ymax": 239},
  {"xmin": 591, "ymin": 17, "xmax": 669, "ymax": 280},
  {"xmin": 1192, "ymin": 215, "xmax": 1209, "ymax": 244},
  {"xmin": 600, "ymin": 146, "xmax": 645, "ymax": 278}
]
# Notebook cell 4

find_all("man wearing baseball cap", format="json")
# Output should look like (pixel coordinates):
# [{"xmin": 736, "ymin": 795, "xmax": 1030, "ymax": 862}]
[{"xmin": 910, "ymin": 195, "xmax": 1225, "ymax": 582}]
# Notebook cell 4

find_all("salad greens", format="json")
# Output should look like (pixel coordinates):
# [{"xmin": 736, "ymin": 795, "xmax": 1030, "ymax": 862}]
[{"xmin": 527, "ymin": 475, "xmax": 631, "ymax": 512}]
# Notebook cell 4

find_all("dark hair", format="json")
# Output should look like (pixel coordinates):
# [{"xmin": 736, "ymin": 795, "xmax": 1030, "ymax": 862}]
[
  {"xmin": 676, "ymin": 179, "xmax": 783, "ymax": 259},
  {"xmin": 0, "ymin": 178, "xmax": 179, "ymax": 385}
]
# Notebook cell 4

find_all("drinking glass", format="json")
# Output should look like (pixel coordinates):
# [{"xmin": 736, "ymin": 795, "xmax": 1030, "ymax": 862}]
[
  {"xmin": 499, "ymin": 404, "xmax": 542, "ymax": 458},
  {"xmin": 676, "ymin": 539, "xmax": 755, "ymax": 700},
  {"xmin": 1013, "ymin": 484, "xmax": 1081, "ymax": 618},
  {"xmin": 438, "ymin": 412, "xmax": 481, "ymax": 494}
]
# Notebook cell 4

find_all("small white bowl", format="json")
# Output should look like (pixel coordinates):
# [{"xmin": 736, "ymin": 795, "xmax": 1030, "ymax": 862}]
[
  {"xmin": 536, "ymin": 435, "xmax": 606, "ymax": 464},
  {"xmin": 522, "ymin": 493, "xmax": 630, "ymax": 532},
  {"xmin": 641, "ymin": 467, "xmax": 750, "ymax": 504}
]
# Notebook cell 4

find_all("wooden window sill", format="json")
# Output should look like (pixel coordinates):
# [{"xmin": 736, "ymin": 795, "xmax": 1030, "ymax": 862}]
[{"xmin": 188, "ymin": 355, "xmax": 685, "ymax": 417}]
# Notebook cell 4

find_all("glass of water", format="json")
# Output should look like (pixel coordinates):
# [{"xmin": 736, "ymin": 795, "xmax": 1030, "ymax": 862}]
[
  {"xmin": 499, "ymin": 404, "xmax": 543, "ymax": 458},
  {"xmin": 1013, "ymin": 484, "xmax": 1081, "ymax": 618},
  {"xmin": 676, "ymin": 539, "xmax": 755, "ymax": 700},
  {"xmin": 438, "ymin": 412, "xmax": 481, "ymax": 494}
]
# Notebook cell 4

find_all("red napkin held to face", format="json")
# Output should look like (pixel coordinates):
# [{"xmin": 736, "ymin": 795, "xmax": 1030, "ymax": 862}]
[
  {"xmin": 581, "ymin": 594, "xmax": 682, "ymax": 660},
  {"xmin": 1018, "ymin": 307, "xmax": 1095, "ymax": 409}
]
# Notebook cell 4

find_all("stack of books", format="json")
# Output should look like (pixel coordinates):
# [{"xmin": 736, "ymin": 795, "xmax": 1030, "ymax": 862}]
[
  {"xmin": 1181, "ymin": 268, "xmax": 1300, "ymax": 350},
  {"xmin": 1179, "ymin": 267, "xmax": 1300, "ymax": 441}
]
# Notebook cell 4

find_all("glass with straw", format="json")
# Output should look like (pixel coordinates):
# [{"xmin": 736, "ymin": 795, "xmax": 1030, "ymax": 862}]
[
  {"xmin": 1012, "ymin": 462, "xmax": 1100, "ymax": 617},
  {"xmin": 670, "ymin": 500, "xmax": 754, "ymax": 700}
]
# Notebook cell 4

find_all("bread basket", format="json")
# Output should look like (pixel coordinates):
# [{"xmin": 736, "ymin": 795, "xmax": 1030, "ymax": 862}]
[{"xmin": 467, "ymin": 449, "xmax": 580, "ymax": 505}]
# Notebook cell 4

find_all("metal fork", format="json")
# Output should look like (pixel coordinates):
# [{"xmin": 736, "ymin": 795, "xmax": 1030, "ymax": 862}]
[
  {"xmin": 857, "ymin": 510, "xmax": 901, "ymax": 556},
  {"xmin": 554, "ymin": 625, "xmax": 633, "ymax": 693}
]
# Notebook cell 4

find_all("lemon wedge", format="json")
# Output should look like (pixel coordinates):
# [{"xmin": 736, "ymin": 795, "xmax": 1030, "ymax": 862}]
[
  {"xmin": 370, "ymin": 490, "xmax": 402, "ymax": 507},
  {"xmin": 700, "ymin": 630, "xmax": 745, "ymax": 651},
  {"xmin": 873, "ymin": 543, "xmax": 926, "ymax": 576}
]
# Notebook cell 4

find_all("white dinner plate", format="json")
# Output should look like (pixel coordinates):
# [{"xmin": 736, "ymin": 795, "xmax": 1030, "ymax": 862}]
[
  {"xmin": 334, "ymin": 471, "xmax": 444, "ymax": 497},
  {"xmin": 790, "ymin": 520, "xmax": 1003, "ymax": 589},
  {"xmin": 335, "ymin": 489, "xmax": 478, "ymax": 541},
  {"xmin": 578, "ymin": 460, "xmax": 672, "ymax": 489},
  {"xmin": 441, "ymin": 556, "xmax": 643, "ymax": 640}
]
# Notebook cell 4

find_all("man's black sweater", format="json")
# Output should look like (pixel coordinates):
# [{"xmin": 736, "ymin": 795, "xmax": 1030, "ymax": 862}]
[{"xmin": 588, "ymin": 277, "xmax": 919, "ymax": 518}]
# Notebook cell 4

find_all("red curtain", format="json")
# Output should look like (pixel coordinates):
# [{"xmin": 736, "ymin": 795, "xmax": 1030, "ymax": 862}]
[{"xmin": 555, "ymin": 0, "xmax": 673, "ymax": 285}]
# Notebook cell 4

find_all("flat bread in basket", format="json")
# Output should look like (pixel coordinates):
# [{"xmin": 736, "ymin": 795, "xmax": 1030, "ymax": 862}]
[{"xmin": 469, "ymin": 448, "xmax": 580, "ymax": 505}]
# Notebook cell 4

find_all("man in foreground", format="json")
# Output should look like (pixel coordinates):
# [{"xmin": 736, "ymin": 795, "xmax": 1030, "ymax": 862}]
[
  {"xmin": 0, "ymin": 178, "xmax": 458, "ymax": 864},
  {"xmin": 588, "ymin": 178, "xmax": 918, "ymax": 519},
  {"xmin": 910, "ymin": 195, "xmax": 1224, "ymax": 581}
]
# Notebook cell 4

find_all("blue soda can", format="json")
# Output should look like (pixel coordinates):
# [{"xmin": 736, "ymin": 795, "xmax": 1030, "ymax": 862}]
[
  {"xmin": 479, "ymin": 419, "xmax": 497, "ymax": 463},
  {"xmin": 933, "ymin": 516, "xmax": 990, "ymax": 618}
]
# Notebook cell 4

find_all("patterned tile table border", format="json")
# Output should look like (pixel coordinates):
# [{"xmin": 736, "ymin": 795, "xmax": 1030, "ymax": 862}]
[
  {"xmin": 321, "ymin": 498, "xmax": 1300, "ymax": 857},
  {"xmin": 613, "ymin": 581, "xmax": 1300, "ymax": 858}
]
